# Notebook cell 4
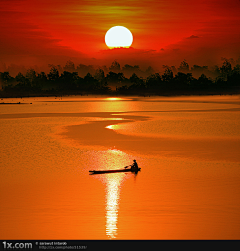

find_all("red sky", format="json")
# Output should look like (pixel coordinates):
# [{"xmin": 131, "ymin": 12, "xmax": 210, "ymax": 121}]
[{"xmin": 1, "ymin": 0, "xmax": 240, "ymax": 71}]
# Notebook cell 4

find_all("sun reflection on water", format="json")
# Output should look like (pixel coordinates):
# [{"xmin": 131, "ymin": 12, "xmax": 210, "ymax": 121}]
[
  {"xmin": 105, "ymin": 124, "xmax": 115, "ymax": 130},
  {"xmin": 105, "ymin": 97, "xmax": 122, "ymax": 101},
  {"xmin": 105, "ymin": 174, "xmax": 123, "ymax": 239},
  {"xmin": 93, "ymin": 149, "xmax": 134, "ymax": 239}
]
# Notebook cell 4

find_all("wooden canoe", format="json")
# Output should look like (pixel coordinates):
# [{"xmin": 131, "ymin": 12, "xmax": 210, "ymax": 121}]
[{"xmin": 89, "ymin": 168, "xmax": 141, "ymax": 175}]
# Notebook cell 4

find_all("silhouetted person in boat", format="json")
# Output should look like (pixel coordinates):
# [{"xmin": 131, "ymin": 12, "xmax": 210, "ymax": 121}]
[{"xmin": 131, "ymin": 159, "xmax": 139, "ymax": 172}]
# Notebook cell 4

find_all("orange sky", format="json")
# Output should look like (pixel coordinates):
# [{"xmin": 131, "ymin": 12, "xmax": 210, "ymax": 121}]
[{"xmin": 1, "ymin": 0, "xmax": 240, "ymax": 70}]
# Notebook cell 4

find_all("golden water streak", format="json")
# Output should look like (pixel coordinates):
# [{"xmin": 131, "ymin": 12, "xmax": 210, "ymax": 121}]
[{"xmin": 105, "ymin": 178, "xmax": 119, "ymax": 238}]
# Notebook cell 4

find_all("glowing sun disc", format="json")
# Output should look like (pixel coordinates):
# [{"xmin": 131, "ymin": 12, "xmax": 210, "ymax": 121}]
[{"xmin": 105, "ymin": 26, "xmax": 133, "ymax": 49}]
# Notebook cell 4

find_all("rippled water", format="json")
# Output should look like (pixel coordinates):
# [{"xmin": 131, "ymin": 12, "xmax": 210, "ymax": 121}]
[{"xmin": 0, "ymin": 95, "xmax": 240, "ymax": 239}]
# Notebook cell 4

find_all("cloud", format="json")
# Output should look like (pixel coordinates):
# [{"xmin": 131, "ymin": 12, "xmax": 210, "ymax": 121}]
[{"xmin": 186, "ymin": 35, "xmax": 200, "ymax": 39}]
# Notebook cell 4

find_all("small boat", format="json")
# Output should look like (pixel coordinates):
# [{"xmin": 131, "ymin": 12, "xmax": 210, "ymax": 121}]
[{"xmin": 89, "ymin": 168, "xmax": 141, "ymax": 175}]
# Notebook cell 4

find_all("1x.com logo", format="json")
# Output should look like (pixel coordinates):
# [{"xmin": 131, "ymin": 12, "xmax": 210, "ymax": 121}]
[{"xmin": 2, "ymin": 241, "xmax": 33, "ymax": 249}]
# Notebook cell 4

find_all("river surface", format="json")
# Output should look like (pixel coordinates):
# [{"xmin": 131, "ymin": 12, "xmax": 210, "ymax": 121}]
[{"xmin": 0, "ymin": 95, "xmax": 240, "ymax": 239}]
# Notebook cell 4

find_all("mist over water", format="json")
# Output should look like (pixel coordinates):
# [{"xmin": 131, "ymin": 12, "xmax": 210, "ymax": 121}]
[{"xmin": 0, "ymin": 95, "xmax": 240, "ymax": 239}]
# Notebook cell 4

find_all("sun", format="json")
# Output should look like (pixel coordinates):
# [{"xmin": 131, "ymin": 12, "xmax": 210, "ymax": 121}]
[{"xmin": 105, "ymin": 26, "xmax": 133, "ymax": 49}]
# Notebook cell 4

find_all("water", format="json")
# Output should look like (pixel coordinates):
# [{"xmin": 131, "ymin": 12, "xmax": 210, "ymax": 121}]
[{"xmin": 0, "ymin": 95, "xmax": 240, "ymax": 239}]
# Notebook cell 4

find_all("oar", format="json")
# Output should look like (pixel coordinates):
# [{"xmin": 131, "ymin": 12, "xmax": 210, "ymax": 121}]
[{"xmin": 124, "ymin": 165, "xmax": 130, "ymax": 169}]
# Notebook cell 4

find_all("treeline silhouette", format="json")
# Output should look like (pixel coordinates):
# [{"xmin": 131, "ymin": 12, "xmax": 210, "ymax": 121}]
[{"xmin": 0, "ymin": 60, "xmax": 240, "ymax": 97}]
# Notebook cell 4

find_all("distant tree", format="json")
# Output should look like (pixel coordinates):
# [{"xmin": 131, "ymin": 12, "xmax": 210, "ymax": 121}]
[
  {"xmin": 76, "ymin": 64, "xmax": 95, "ymax": 77},
  {"xmin": 162, "ymin": 67, "xmax": 174, "ymax": 83},
  {"xmin": 129, "ymin": 73, "xmax": 145, "ymax": 91},
  {"xmin": 191, "ymin": 65, "xmax": 208, "ymax": 78},
  {"xmin": 36, "ymin": 72, "xmax": 48, "ymax": 90},
  {"xmin": 178, "ymin": 60, "xmax": 189, "ymax": 73},
  {"xmin": 145, "ymin": 66, "xmax": 155, "ymax": 76},
  {"xmin": 122, "ymin": 64, "xmax": 133, "ymax": 71},
  {"xmin": 122, "ymin": 64, "xmax": 140, "ymax": 71},
  {"xmin": 109, "ymin": 61, "xmax": 121, "ymax": 72},
  {"xmin": 116, "ymin": 85, "xmax": 128, "ymax": 93},
  {"xmin": 37, "ymin": 72, "xmax": 48, "ymax": 81},
  {"xmin": 48, "ymin": 66, "xmax": 59, "ymax": 82},
  {"xmin": 173, "ymin": 72, "xmax": 194, "ymax": 90},
  {"xmin": 133, "ymin": 65, "xmax": 140, "ymax": 70},
  {"xmin": 171, "ymin": 66, "xmax": 177, "ymax": 74},
  {"xmin": 234, "ymin": 64, "xmax": 240, "ymax": 72},
  {"xmin": 163, "ymin": 65, "xmax": 177, "ymax": 75},
  {"xmin": 228, "ymin": 64, "xmax": 240, "ymax": 87},
  {"xmin": 146, "ymin": 73, "xmax": 162, "ymax": 90},
  {"xmin": 212, "ymin": 65, "xmax": 221, "ymax": 76},
  {"xmin": 122, "ymin": 64, "xmax": 138, "ymax": 75},
  {"xmin": 101, "ymin": 65, "xmax": 109, "ymax": 74},
  {"xmin": 26, "ymin": 69, "xmax": 37, "ymax": 84},
  {"xmin": 191, "ymin": 65, "xmax": 208, "ymax": 71},
  {"xmin": 220, "ymin": 59, "xmax": 232, "ymax": 80},
  {"xmin": 0, "ymin": 71, "xmax": 15, "ymax": 90},
  {"xmin": 14, "ymin": 72, "xmax": 32, "ymax": 93},
  {"xmin": 63, "ymin": 60, "xmax": 75, "ymax": 72},
  {"xmin": 82, "ymin": 73, "xmax": 98, "ymax": 91},
  {"xmin": 129, "ymin": 73, "xmax": 140, "ymax": 83},
  {"xmin": 196, "ymin": 74, "xmax": 212, "ymax": 89},
  {"xmin": 1, "ymin": 59, "xmax": 240, "ymax": 97},
  {"xmin": 25, "ymin": 69, "xmax": 44, "ymax": 91},
  {"xmin": 106, "ymin": 71, "xmax": 124, "ymax": 82},
  {"xmin": 94, "ymin": 68, "xmax": 105, "ymax": 82},
  {"xmin": 0, "ymin": 72, "xmax": 13, "ymax": 86},
  {"xmin": 59, "ymin": 71, "xmax": 78, "ymax": 90},
  {"xmin": 15, "ymin": 72, "xmax": 29, "ymax": 86},
  {"xmin": 94, "ymin": 68, "xmax": 109, "ymax": 91}
]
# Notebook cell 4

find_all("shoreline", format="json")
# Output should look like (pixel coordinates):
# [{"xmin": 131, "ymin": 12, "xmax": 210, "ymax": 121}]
[
  {"xmin": 0, "ymin": 93, "xmax": 239, "ymax": 106},
  {"xmin": 0, "ymin": 90, "xmax": 240, "ymax": 100}
]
